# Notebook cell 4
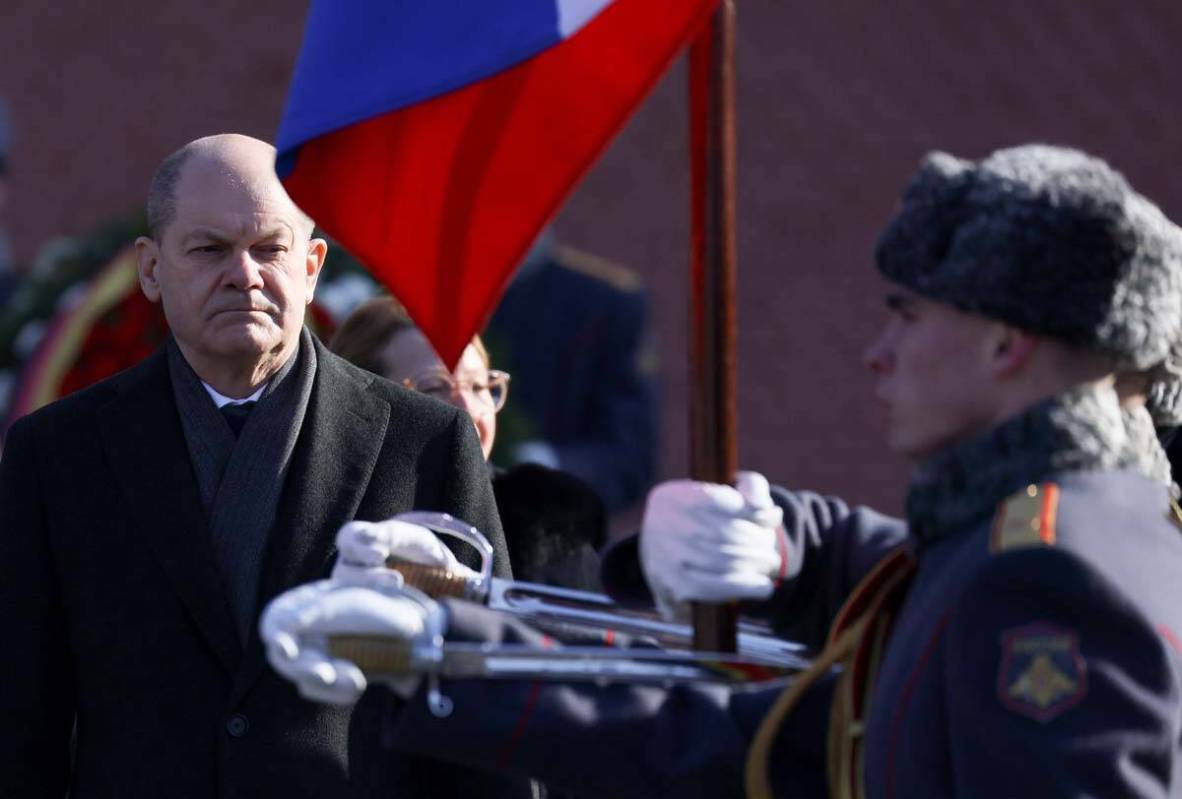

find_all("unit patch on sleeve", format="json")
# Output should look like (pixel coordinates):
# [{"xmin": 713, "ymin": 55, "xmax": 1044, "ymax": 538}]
[{"xmin": 996, "ymin": 621, "xmax": 1087, "ymax": 722}]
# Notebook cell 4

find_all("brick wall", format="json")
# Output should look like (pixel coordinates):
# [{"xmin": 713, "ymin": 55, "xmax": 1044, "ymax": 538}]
[{"xmin": 4, "ymin": 2, "xmax": 1181, "ymax": 512}]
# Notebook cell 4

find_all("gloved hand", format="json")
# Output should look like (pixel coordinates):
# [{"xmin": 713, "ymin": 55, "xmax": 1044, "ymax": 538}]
[
  {"xmin": 332, "ymin": 518, "xmax": 479, "ymax": 586},
  {"xmin": 639, "ymin": 471, "xmax": 785, "ymax": 621},
  {"xmin": 260, "ymin": 579, "xmax": 439, "ymax": 705}
]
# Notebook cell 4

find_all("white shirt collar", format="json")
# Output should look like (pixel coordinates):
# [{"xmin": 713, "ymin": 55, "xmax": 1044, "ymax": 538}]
[{"xmin": 202, "ymin": 381, "xmax": 266, "ymax": 409}]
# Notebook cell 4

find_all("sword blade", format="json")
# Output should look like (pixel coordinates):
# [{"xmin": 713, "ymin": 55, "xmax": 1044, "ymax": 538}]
[
  {"xmin": 488, "ymin": 579, "xmax": 811, "ymax": 670},
  {"xmin": 380, "ymin": 558, "xmax": 811, "ymax": 669},
  {"xmin": 327, "ymin": 635, "xmax": 799, "ymax": 685}
]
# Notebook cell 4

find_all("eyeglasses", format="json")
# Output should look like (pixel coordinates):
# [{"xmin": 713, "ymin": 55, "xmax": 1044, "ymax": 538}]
[{"xmin": 402, "ymin": 369, "xmax": 511, "ymax": 412}]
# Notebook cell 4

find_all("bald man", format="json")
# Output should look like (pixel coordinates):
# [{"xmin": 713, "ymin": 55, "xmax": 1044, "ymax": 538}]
[{"xmin": 0, "ymin": 134, "xmax": 520, "ymax": 798}]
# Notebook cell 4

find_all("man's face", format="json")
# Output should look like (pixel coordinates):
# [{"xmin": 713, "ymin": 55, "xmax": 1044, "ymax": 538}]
[
  {"xmin": 137, "ymin": 159, "xmax": 325, "ymax": 369},
  {"xmin": 864, "ymin": 290, "xmax": 1002, "ymax": 460}
]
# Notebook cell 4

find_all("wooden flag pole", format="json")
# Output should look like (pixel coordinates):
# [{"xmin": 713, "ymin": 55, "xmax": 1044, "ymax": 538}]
[{"xmin": 688, "ymin": 0, "xmax": 739, "ymax": 653}]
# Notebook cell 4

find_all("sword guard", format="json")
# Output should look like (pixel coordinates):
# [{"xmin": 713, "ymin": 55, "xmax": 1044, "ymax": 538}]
[{"xmin": 386, "ymin": 512, "xmax": 493, "ymax": 600}]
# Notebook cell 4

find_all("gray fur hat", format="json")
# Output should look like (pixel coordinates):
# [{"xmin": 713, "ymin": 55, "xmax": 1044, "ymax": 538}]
[{"xmin": 876, "ymin": 144, "xmax": 1182, "ymax": 370}]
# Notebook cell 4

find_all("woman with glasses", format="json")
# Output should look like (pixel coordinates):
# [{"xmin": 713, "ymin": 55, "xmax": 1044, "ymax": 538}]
[
  {"xmin": 330, "ymin": 296, "xmax": 605, "ymax": 590},
  {"xmin": 329, "ymin": 297, "xmax": 505, "ymax": 459}
]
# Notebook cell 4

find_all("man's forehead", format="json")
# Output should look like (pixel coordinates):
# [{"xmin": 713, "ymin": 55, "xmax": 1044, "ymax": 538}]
[
  {"xmin": 178, "ymin": 213, "xmax": 298, "ymax": 243},
  {"xmin": 175, "ymin": 149, "xmax": 304, "ymax": 216},
  {"xmin": 172, "ymin": 184, "xmax": 306, "ymax": 242}
]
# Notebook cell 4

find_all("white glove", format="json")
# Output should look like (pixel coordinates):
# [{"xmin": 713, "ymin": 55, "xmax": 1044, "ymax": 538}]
[
  {"xmin": 260, "ymin": 579, "xmax": 435, "ymax": 705},
  {"xmin": 639, "ymin": 471, "xmax": 785, "ymax": 621},
  {"xmin": 332, "ymin": 518, "xmax": 478, "ymax": 586}
]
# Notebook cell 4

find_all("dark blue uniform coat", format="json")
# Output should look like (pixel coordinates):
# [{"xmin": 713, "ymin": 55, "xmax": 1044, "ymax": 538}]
[{"xmin": 376, "ymin": 392, "xmax": 1182, "ymax": 798}]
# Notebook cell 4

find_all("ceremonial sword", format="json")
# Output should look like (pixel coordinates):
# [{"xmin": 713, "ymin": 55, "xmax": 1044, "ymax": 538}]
[
  {"xmin": 323, "ymin": 582, "xmax": 799, "ymax": 718},
  {"xmin": 377, "ymin": 512, "xmax": 810, "ymax": 669}
]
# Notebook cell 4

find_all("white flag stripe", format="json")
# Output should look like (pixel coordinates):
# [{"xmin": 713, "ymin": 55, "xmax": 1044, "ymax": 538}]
[{"xmin": 556, "ymin": 0, "xmax": 614, "ymax": 38}]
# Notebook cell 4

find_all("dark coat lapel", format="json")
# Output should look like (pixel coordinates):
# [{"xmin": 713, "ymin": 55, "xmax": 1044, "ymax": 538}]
[
  {"xmin": 96, "ymin": 350, "xmax": 242, "ymax": 673},
  {"xmin": 232, "ymin": 342, "xmax": 390, "ymax": 703}
]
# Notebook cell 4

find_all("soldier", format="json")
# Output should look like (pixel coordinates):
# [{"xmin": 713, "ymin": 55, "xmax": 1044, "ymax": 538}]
[
  {"xmin": 262, "ymin": 144, "xmax": 1182, "ymax": 797},
  {"xmin": 484, "ymin": 232, "xmax": 658, "ymax": 513}
]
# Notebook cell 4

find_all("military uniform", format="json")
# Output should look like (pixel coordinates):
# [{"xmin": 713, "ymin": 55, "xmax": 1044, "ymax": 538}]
[
  {"xmin": 762, "ymin": 386, "xmax": 1182, "ymax": 798},
  {"xmin": 263, "ymin": 144, "xmax": 1182, "ymax": 797},
  {"xmin": 369, "ymin": 387, "xmax": 1182, "ymax": 798}
]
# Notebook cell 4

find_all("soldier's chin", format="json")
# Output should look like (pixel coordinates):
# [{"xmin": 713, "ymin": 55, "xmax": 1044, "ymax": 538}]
[{"xmin": 886, "ymin": 426, "xmax": 940, "ymax": 462}]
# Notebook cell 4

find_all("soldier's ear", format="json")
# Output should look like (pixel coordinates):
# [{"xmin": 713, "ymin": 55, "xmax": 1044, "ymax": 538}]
[
  {"xmin": 991, "ymin": 326, "xmax": 1038, "ymax": 378},
  {"xmin": 136, "ymin": 236, "xmax": 163, "ymax": 303}
]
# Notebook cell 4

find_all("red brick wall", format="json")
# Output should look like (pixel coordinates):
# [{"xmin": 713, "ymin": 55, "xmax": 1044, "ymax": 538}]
[{"xmin": 5, "ymin": 2, "xmax": 1182, "ymax": 513}]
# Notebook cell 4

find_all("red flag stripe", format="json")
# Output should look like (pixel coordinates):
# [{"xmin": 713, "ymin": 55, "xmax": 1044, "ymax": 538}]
[{"xmin": 283, "ymin": 0, "xmax": 717, "ymax": 367}]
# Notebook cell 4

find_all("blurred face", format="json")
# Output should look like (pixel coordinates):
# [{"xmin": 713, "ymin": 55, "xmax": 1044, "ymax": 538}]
[
  {"xmin": 381, "ymin": 329, "xmax": 497, "ymax": 460},
  {"xmin": 136, "ymin": 150, "xmax": 326, "ymax": 377},
  {"xmin": 863, "ymin": 290, "xmax": 1002, "ymax": 461}
]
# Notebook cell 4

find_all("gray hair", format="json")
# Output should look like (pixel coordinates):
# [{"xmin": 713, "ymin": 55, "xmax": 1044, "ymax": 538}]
[{"xmin": 146, "ymin": 144, "xmax": 196, "ymax": 240}]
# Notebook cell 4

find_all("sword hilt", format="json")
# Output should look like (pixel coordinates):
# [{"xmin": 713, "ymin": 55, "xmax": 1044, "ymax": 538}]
[
  {"xmin": 327, "ymin": 634, "xmax": 414, "ymax": 673},
  {"xmin": 383, "ymin": 557, "xmax": 473, "ymax": 599},
  {"xmin": 328, "ymin": 632, "xmax": 454, "ymax": 718}
]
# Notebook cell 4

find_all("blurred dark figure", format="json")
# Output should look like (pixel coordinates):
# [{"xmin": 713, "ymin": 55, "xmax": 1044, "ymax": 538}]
[
  {"xmin": 0, "ymin": 99, "xmax": 16, "ymax": 307},
  {"xmin": 332, "ymin": 296, "xmax": 605, "ymax": 589},
  {"xmin": 492, "ymin": 462, "xmax": 605, "ymax": 588},
  {"xmin": 485, "ymin": 231, "xmax": 657, "ymax": 513}
]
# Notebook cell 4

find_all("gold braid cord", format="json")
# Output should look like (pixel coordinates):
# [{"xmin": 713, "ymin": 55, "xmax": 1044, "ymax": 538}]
[
  {"xmin": 745, "ymin": 623, "xmax": 863, "ymax": 798},
  {"xmin": 825, "ymin": 566, "xmax": 912, "ymax": 799},
  {"xmin": 745, "ymin": 550, "xmax": 916, "ymax": 798}
]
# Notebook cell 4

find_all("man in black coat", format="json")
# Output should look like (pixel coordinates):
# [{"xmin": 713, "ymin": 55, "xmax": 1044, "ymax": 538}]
[{"xmin": 0, "ymin": 133, "xmax": 517, "ymax": 798}]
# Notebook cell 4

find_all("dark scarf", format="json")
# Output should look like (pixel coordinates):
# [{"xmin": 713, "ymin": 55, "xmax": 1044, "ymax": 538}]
[
  {"xmin": 168, "ymin": 327, "xmax": 317, "ymax": 642},
  {"xmin": 905, "ymin": 384, "xmax": 1137, "ymax": 547}
]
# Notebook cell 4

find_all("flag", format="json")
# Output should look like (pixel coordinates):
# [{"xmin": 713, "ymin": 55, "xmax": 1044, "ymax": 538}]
[{"xmin": 277, "ymin": 0, "xmax": 717, "ymax": 366}]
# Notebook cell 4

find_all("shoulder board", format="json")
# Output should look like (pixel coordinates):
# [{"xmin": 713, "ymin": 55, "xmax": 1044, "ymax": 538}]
[
  {"xmin": 554, "ymin": 245, "xmax": 643, "ymax": 293},
  {"xmin": 990, "ymin": 482, "xmax": 1060, "ymax": 554}
]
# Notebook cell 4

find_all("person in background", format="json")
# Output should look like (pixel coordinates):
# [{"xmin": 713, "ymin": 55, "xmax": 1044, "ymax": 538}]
[
  {"xmin": 1146, "ymin": 343, "xmax": 1182, "ymax": 483},
  {"xmin": 332, "ymin": 296, "xmax": 605, "ymax": 589},
  {"xmin": 484, "ymin": 230, "xmax": 657, "ymax": 513}
]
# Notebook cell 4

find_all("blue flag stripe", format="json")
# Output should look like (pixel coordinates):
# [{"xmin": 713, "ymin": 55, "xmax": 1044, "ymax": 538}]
[{"xmin": 278, "ymin": 0, "xmax": 568, "ymax": 152}]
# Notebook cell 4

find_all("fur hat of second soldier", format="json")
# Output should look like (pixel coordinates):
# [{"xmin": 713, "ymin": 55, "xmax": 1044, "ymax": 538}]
[
  {"xmin": 876, "ymin": 144, "xmax": 1182, "ymax": 371},
  {"xmin": 1146, "ymin": 333, "xmax": 1182, "ymax": 427},
  {"xmin": 1147, "ymin": 377, "xmax": 1182, "ymax": 428}
]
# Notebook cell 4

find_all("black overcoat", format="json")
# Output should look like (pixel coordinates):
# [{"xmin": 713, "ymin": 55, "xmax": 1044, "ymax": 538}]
[{"xmin": 0, "ymin": 336, "xmax": 511, "ymax": 798}]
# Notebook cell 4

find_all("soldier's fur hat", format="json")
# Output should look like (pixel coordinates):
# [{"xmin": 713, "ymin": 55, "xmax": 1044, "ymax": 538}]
[{"xmin": 876, "ymin": 144, "xmax": 1182, "ymax": 370}]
